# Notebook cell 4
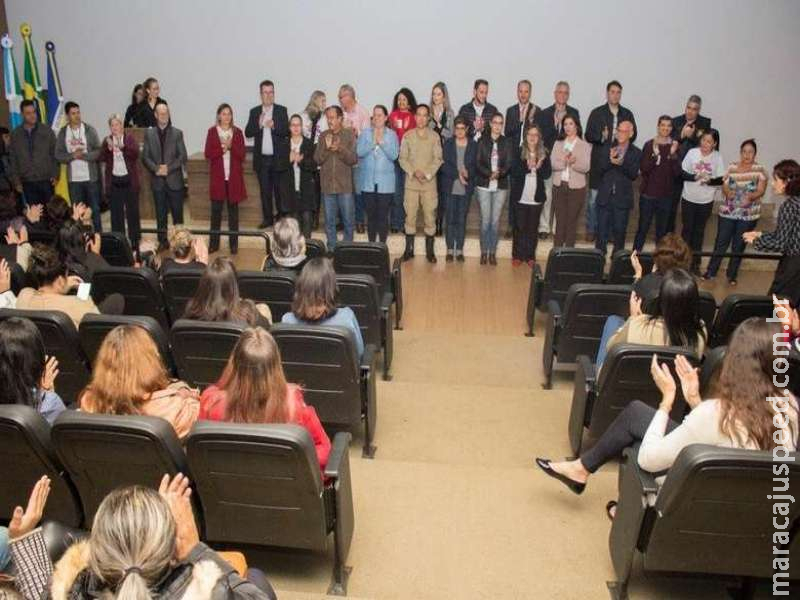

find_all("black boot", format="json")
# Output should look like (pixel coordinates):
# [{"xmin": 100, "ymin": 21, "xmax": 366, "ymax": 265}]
[
  {"xmin": 426, "ymin": 236, "xmax": 437, "ymax": 263},
  {"xmin": 402, "ymin": 234, "xmax": 415, "ymax": 261}
]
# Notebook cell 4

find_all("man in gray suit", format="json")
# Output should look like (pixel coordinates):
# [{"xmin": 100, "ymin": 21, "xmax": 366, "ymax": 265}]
[{"xmin": 142, "ymin": 102, "xmax": 187, "ymax": 247}]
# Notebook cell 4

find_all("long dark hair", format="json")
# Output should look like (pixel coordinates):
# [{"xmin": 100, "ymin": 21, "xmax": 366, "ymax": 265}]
[
  {"xmin": 649, "ymin": 268, "xmax": 706, "ymax": 350},
  {"xmin": 0, "ymin": 317, "xmax": 46, "ymax": 410},
  {"xmin": 392, "ymin": 87, "xmax": 418, "ymax": 113},
  {"xmin": 130, "ymin": 83, "xmax": 144, "ymax": 107},
  {"xmin": 291, "ymin": 257, "xmax": 337, "ymax": 322},
  {"xmin": 55, "ymin": 221, "xmax": 91, "ymax": 276},
  {"xmin": 557, "ymin": 114, "xmax": 583, "ymax": 140},
  {"xmin": 183, "ymin": 257, "xmax": 260, "ymax": 325}
]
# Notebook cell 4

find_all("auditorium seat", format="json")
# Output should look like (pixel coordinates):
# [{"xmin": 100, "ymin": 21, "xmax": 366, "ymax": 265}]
[
  {"xmin": 79, "ymin": 314, "xmax": 175, "ymax": 374},
  {"xmin": 526, "ymin": 247, "xmax": 605, "ymax": 336},
  {"xmin": 237, "ymin": 270, "xmax": 296, "ymax": 323},
  {"xmin": 99, "ymin": 231, "xmax": 135, "ymax": 267},
  {"xmin": 699, "ymin": 345, "xmax": 726, "ymax": 394},
  {"xmin": 305, "ymin": 238, "xmax": 327, "ymax": 261},
  {"xmin": 337, "ymin": 273, "xmax": 393, "ymax": 380},
  {"xmin": 606, "ymin": 250, "xmax": 654, "ymax": 285},
  {"xmin": 0, "ymin": 405, "xmax": 83, "ymax": 527},
  {"xmin": 541, "ymin": 284, "xmax": 631, "ymax": 389},
  {"xmin": 92, "ymin": 266, "xmax": 170, "ymax": 329},
  {"xmin": 162, "ymin": 268, "xmax": 205, "ymax": 323},
  {"xmin": 0, "ymin": 245, "xmax": 28, "ymax": 293},
  {"xmin": 697, "ymin": 291, "xmax": 718, "ymax": 334},
  {"xmin": 170, "ymin": 319, "xmax": 246, "ymax": 389},
  {"xmin": 0, "ymin": 308, "xmax": 91, "ymax": 407},
  {"xmin": 568, "ymin": 345, "xmax": 698, "ymax": 455},
  {"xmin": 609, "ymin": 444, "xmax": 800, "ymax": 599},
  {"xmin": 51, "ymin": 410, "xmax": 194, "ymax": 527},
  {"xmin": 186, "ymin": 423, "xmax": 355, "ymax": 595},
  {"xmin": 333, "ymin": 242, "xmax": 402, "ymax": 330},
  {"xmin": 271, "ymin": 323, "xmax": 379, "ymax": 458},
  {"xmin": 709, "ymin": 294, "xmax": 773, "ymax": 347}
]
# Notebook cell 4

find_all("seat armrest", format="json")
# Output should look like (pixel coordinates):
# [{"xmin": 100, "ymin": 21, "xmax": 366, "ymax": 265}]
[
  {"xmin": 41, "ymin": 520, "xmax": 88, "ymax": 565},
  {"xmin": 379, "ymin": 290, "xmax": 393, "ymax": 312},
  {"xmin": 622, "ymin": 446, "xmax": 659, "ymax": 495},
  {"xmin": 324, "ymin": 432, "xmax": 352, "ymax": 480},
  {"xmin": 577, "ymin": 355, "xmax": 595, "ymax": 386},
  {"xmin": 568, "ymin": 354, "xmax": 597, "ymax": 455},
  {"xmin": 360, "ymin": 343, "xmax": 378, "ymax": 375},
  {"xmin": 532, "ymin": 264, "xmax": 544, "ymax": 308},
  {"xmin": 391, "ymin": 257, "xmax": 403, "ymax": 328},
  {"xmin": 546, "ymin": 299, "xmax": 562, "ymax": 319},
  {"xmin": 533, "ymin": 262, "xmax": 543, "ymax": 281}
]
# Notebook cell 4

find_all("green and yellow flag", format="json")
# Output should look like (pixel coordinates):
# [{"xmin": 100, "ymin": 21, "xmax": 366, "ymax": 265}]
[{"xmin": 20, "ymin": 23, "xmax": 46, "ymax": 122}]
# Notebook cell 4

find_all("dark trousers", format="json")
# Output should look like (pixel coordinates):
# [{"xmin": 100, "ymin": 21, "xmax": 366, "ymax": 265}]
[
  {"xmin": 512, "ymin": 202, "xmax": 543, "ymax": 261},
  {"xmin": 553, "ymin": 185, "xmax": 585, "ymax": 248},
  {"xmin": 210, "ymin": 186, "xmax": 239, "ymax": 252},
  {"xmin": 299, "ymin": 209, "xmax": 314, "ymax": 240},
  {"xmin": 256, "ymin": 157, "xmax": 278, "ymax": 225},
  {"xmin": 436, "ymin": 171, "xmax": 447, "ymax": 231},
  {"xmin": 680, "ymin": 198, "xmax": 713, "ymax": 270},
  {"xmin": 22, "ymin": 180, "xmax": 53, "ymax": 206},
  {"xmin": 705, "ymin": 216, "xmax": 758, "ymax": 280},
  {"xmin": 445, "ymin": 193, "xmax": 468, "ymax": 252},
  {"xmin": 595, "ymin": 202, "xmax": 630, "ymax": 256},
  {"xmin": 633, "ymin": 194, "xmax": 672, "ymax": 251},
  {"xmin": 666, "ymin": 184, "xmax": 682, "ymax": 234},
  {"xmin": 363, "ymin": 189, "xmax": 392, "ymax": 243},
  {"xmin": 109, "ymin": 179, "xmax": 141, "ymax": 248},
  {"xmin": 152, "ymin": 186, "xmax": 184, "ymax": 243},
  {"xmin": 581, "ymin": 400, "xmax": 678, "ymax": 472},
  {"xmin": 390, "ymin": 162, "xmax": 406, "ymax": 230},
  {"xmin": 68, "ymin": 181, "xmax": 102, "ymax": 231},
  {"xmin": 509, "ymin": 176, "xmax": 523, "ymax": 232}
]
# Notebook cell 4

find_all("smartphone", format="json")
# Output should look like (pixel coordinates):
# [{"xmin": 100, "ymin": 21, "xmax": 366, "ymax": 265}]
[{"xmin": 77, "ymin": 282, "xmax": 92, "ymax": 301}]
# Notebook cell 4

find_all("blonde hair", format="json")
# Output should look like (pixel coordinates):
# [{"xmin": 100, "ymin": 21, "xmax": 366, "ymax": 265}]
[
  {"xmin": 304, "ymin": 90, "xmax": 326, "ymax": 120},
  {"xmin": 89, "ymin": 486, "xmax": 176, "ymax": 600},
  {"xmin": 522, "ymin": 124, "xmax": 547, "ymax": 164},
  {"xmin": 272, "ymin": 218, "xmax": 306, "ymax": 261},
  {"xmin": 169, "ymin": 227, "xmax": 195, "ymax": 261},
  {"xmin": 108, "ymin": 113, "xmax": 124, "ymax": 128}
]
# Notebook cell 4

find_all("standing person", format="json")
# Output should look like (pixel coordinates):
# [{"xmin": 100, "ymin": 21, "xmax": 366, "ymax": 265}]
[
  {"xmin": 338, "ymin": 84, "xmax": 370, "ymax": 235},
  {"xmin": 141, "ymin": 103, "xmax": 188, "ymax": 249},
  {"xmin": 594, "ymin": 120, "xmax": 642, "ymax": 256},
  {"xmin": 135, "ymin": 77, "xmax": 167, "ymax": 128},
  {"xmin": 474, "ymin": 113, "xmax": 513, "ymax": 265},
  {"xmin": 124, "ymin": 83, "xmax": 145, "ymax": 128},
  {"xmin": 99, "ymin": 113, "xmax": 141, "ymax": 252},
  {"xmin": 314, "ymin": 106, "xmax": 357, "ymax": 249},
  {"xmin": 245, "ymin": 80, "xmax": 289, "ymax": 228},
  {"xmin": 704, "ymin": 139, "xmax": 767, "ymax": 284},
  {"xmin": 301, "ymin": 90, "xmax": 328, "ymax": 143},
  {"xmin": 388, "ymin": 88, "xmax": 417, "ymax": 236},
  {"xmin": 633, "ymin": 116, "xmax": 682, "ymax": 251},
  {"xmin": 457, "ymin": 79, "xmax": 499, "ymax": 141},
  {"xmin": 585, "ymin": 80, "xmax": 637, "ymax": 242},
  {"xmin": 668, "ymin": 95, "xmax": 713, "ymax": 234},
  {"xmin": 8, "ymin": 100, "xmax": 58, "ymax": 206},
  {"xmin": 399, "ymin": 104, "xmax": 443, "ymax": 263},
  {"xmin": 441, "ymin": 116, "xmax": 476, "ymax": 262},
  {"xmin": 744, "ymin": 159, "xmax": 800, "ymax": 298},
  {"xmin": 55, "ymin": 101, "xmax": 103, "ymax": 232},
  {"xmin": 680, "ymin": 129, "xmax": 725, "ymax": 274},
  {"xmin": 204, "ymin": 103, "xmax": 246, "ymax": 255},
  {"xmin": 550, "ymin": 114, "xmax": 591, "ymax": 248},
  {"xmin": 511, "ymin": 125, "xmax": 551, "ymax": 267},
  {"xmin": 429, "ymin": 82, "xmax": 456, "ymax": 236},
  {"xmin": 283, "ymin": 115, "xmax": 318, "ymax": 240},
  {"xmin": 357, "ymin": 105, "xmax": 399, "ymax": 243}
]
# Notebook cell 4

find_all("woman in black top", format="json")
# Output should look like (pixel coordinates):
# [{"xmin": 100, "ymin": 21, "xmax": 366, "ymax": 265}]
[
  {"xmin": 55, "ymin": 221, "xmax": 109, "ymax": 282},
  {"xmin": 510, "ymin": 125, "xmax": 551, "ymax": 267},
  {"xmin": 124, "ymin": 83, "xmax": 145, "ymax": 128},
  {"xmin": 135, "ymin": 77, "xmax": 167, "ymax": 128}
]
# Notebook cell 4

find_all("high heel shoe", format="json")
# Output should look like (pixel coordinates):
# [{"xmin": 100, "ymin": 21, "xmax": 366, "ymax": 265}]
[{"xmin": 534, "ymin": 458, "xmax": 586, "ymax": 495}]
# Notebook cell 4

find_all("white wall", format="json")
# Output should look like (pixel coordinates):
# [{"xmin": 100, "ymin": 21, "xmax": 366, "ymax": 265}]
[{"xmin": 7, "ymin": 0, "xmax": 800, "ymax": 187}]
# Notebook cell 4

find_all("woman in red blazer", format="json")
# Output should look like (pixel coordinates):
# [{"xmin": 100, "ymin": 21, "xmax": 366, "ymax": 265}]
[
  {"xmin": 99, "ymin": 113, "xmax": 141, "ymax": 252},
  {"xmin": 204, "ymin": 103, "xmax": 247, "ymax": 254}
]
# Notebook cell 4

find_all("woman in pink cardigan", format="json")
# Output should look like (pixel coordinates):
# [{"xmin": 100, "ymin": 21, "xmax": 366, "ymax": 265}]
[{"xmin": 550, "ymin": 114, "xmax": 591, "ymax": 247}]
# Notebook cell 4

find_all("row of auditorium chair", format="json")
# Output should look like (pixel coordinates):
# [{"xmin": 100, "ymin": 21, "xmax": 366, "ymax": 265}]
[{"xmin": 0, "ymin": 404, "xmax": 356, "ymax": 595}]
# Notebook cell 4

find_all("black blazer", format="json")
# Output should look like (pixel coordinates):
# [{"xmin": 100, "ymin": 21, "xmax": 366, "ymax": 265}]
[
  {"xmin": 277, "ymin": 137, "xmax": 319, "ymax": 213},
  {"xmin": 510, "ymin": 151, "xmax": 552, "ymax": 205},
  {"xmin": 671, "ymin": 113, "xmax": 713, "ymax": 159},
  {"xmin": 595, "ymin": 143, "xmax": 642, "ymax": 210},
  {"xmin": 441, "ymin": 137, "xmax": 477, "ymax": 200},
  {"xmin": 504, "ymin": 103, "xmax": 544, "ymax": 149},
  {"xmin": 245, "ymin": 104, "xmax": 290, "ymax": 172},
  {"xmin": 474, "ymin": 135, "xmax": 514, "ymax": 190},
  {"xmin": 457, "ymin": 101, "xmax": 499, "ymax": 139},
  {"xmin": 585, "ymin": 103, "xmax": 637, "ymax": 189},
  {"xmin": 538, "ymin": 104, "xmax": 582, "ymax": 151}
]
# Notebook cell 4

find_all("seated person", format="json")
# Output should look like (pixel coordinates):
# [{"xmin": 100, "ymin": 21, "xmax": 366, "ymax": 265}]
[
  {"xmin": 55, "ymin": 220, "xmax": 109, "ymax": 282},
  {"xmin": 79, "ymin": 325, "xmax": 199, "ymax": 439},
  {"xmin": 0, "ymin": 317, "xmax": 65, "ymax": 423},
  {"xmin": 158, "ymin": 226, "xmax": 208, "ymax": 275},
  {"xmin": 183, "ymin": 257, "xmax": 271, "ymax": 327},
  {"xmin": 200, "ymin": 327, "xmax": 331, "ymax": 469},
  {"xmin": 0, "ymin": 476, "xmax": 51, "ymax": 575},
  {"xmin": 262, "ymin": 217, "xmax": 308, "ymax": 272},
  {"xmin": 536, "ymin": 318, "xmax": 799, "ymax": 512},
  {"xmin": 595, "ymin": 268, "xmax": 707, "ymax": 367},
  {"xmin": 630, "ymin": 232, "xmax": 692, "ymax": 312},
  {"xmin": 282, "ymin": 257, "xmax": 364, "ymax": 358}
]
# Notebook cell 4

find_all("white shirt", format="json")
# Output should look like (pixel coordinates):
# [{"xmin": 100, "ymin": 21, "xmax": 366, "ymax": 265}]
[
  {"xmin": 520, "ymin": 157, "xmax": 539, "ymax": 205},
  {"xmin": 217, "ymin": 126, "xmax": 233, "ymax": 181},
  {"xmin": 472, "ymin": 102, "xmax": 485, "ymax": 141},
  {"xmin": 66, "ymin": 124, "xmax": 90, "ymax": 182},
  {"xmin": 301, "ymin": 111, "xmax": 328, "ymax": 144},
  {"xmin": 291, "ymin": 138, "xmax": 302, "ymax": 192},
  {"xmin": 562, "ymin": 138, "xmax": 577, "ymax": 182},
  {"xmin": 110, "ymin": 136, "xmax": 128, "ymax": 177},
  {"xmin": 260, "ymin": 105, "xmax": 274, "ymax": 156},
  {"xmin": 682, "ymin": 148, "xmax": 725, "ymax": 204}
]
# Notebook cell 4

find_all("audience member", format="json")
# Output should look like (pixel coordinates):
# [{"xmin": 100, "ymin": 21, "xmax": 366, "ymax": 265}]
[
  {"xmin": 159, "ymin": 227, "xmax": 208, "ymax": 275},
  {"xmin": 0, "ymin": 476, "xmax": 50, "ymax": 577},
  {"xmin": 200, "ymin": 327, "xmax": 332, "ymax": 469},
  {"xmin": 441, "ymin": 116, "xmax": 476, "ymax": 262},
  {"xmin": 135, "ymin": 77, "xmax": 167, "ymax": 128},
  {"xmin": 301, "ymin": 90, "xmax": 328, "ymax": 143},
  {"xmin": 263, "ymin": 217, "xmax": 308, "ymax": 272},
  {"xmin": 511, "ymin": 125, "xmax": 550, "ymax": 267},
  {"xmin": 429, "ymin": 82, "xmax": 456, "ymax": 236},
  {"xmin": 284, "ymin": 115, "xmax": 318, "ymax": 239},
  {"xmin": 457, "ymin": 78, "xmax": 498, "ymax": 140},
  {"xmin": 0, "ymin": 126, "xmax": 13, "ymax": 194},
  {"xmin": 8, "ymin": 100, "xmax": 58, "ymax": 206},
  {"xmin": 99, "ymin": 113, "xmax": 141, "ymax": 251},
  {"xmin": 338, "ymin": 84, "xmax": 370, "ymax": 234},
  {"xmin": 55, "ymin": 220, "xmax": 108, "ymax": 282},
  {"xmin": 629, "ymin": 233, "xmax": 692, "ymax": 311},
  {"xmin": 357, "ymin": 105, "xmax": 399, "ymax": 243},
  {"xmin": 550, "ymin": 114, "xmax": 591, "ymax": 247},
  {"xmin": 123, "ymin": 82, "xmax": 145, "ymax": 127}
]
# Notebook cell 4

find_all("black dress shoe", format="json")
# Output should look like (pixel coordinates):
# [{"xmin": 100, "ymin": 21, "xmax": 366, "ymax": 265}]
[
  {"xmin": 489, "ymin": 254, "xmax": 497, "ymax": 266},
  {"xmin": 534, "ymin": 458, "xmax": 586, "ymax": 495},
  {"xmin": 456, "ymin": 253, "xmax": 465, "ymax": 262},
  {"xmin": 480, "ymin": 253, "xmax": 487, "ymax": 265},
  {"xmin": 390, "ymin": 227, "xmax": 400, "ymax": 234},
  {"xmin": 446, "ymin": 253, "xmax": 454, "ymax": 262},
  {"xmin": 258, "ymin": 221, "xmax": 273, "ymax": 229}
]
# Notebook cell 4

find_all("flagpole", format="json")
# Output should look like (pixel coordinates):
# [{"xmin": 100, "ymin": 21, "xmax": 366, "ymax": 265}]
[
  {"xmin": 1, "ymin": 34, "xmax": 22, "ymax": 129},
  {"xmin": 20, "ymin": 23, "xmax": 46, "ymax": 123}
]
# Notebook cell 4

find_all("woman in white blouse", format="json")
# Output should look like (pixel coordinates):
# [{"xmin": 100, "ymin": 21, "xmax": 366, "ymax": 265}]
[
  {"xmin": 99, "ymin": 114, "xmax": 141, "ymax": 253},
  {"xmin": 510, "ymin": 126, "xmax": 551, "ymax": 267}
]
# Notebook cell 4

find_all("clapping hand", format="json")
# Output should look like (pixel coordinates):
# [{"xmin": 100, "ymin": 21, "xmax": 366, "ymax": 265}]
[
  {"xmin": 742, "ymin": 230, "xmax": 761, "ymax": 244},
  {"xmin": 0, "ymin": 259, "xmax": 10, "ymax": 294},
  {"xmin": 72, "ymin": 202, "xmax": 87, "ymax": 222},
  {"xmin": 24, "ymin": 204, "xmax": 43, "ymax": 224},
  {"xmin": 192, "ymin": 237, "xmax": 209, "ymax": 265},
  {"xmin": 675, "ymin": 355, "xmax": 701, "ymax": 408},
  {"xmin": 630, "ymin": 250, "xmax": 643, "ymax": 280},
  {"xmin": 158, "ymin": 473, "xmax": 200, "ymax": 561},
  {"xmin": 40, "ymin": 355, "xmax": 59, "ymax": 392},
  {"xmin": 650, "ymin": 354, "xmax": 677, "ymax": 412}
]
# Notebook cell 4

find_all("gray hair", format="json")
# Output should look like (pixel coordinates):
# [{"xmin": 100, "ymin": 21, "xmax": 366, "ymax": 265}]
[
  {"xmin": 555, "ymin": 81, "xmax": 570, "ymax": 90},
  {"xmin": 108, "ymin": 113, "xmax": 124, "ymax": 127},
  {"xmin": 687, "ymin": 94, "xmax": 702, "ymax": 107},
  {"xmin": 338, "ymin": 83, "xmax": 356, "ymax": 99},
  {"xmin": 272, "ymin": 217, "xmax": 306, "ymax": 261}
]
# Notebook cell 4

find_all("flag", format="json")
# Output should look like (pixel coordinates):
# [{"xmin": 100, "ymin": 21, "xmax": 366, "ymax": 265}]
[
  {"xmin": 20, "ymin": 23, "xmax": 46, "ymax": 123},
  {"xmin": 1, "ymin": 33, "xmax": 22, "ymax": 129},
  {"xmin": 44, "ymin": 40, "xmax": 70, "ymax": 201}
]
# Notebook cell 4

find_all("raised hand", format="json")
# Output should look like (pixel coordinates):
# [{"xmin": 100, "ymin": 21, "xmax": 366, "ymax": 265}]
[{"xmin": 8, "ymin": 476, "xmax": 51, "ymax": 540}]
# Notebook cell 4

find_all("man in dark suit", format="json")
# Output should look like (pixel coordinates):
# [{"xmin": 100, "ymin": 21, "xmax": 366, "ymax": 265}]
[
  {"xmin": 245, "ymin": 79, "xmax": 289, "ymax": 228},
  {"xmin": 585, "ymin": 80, "xmax": 637, "ymax": 242},
  {"xmin": 457, "ymin": 79, "xmax": 498, "ymax": 141},
  {"xmin": 141, "ymin": 103, "xmax": 187, "ymax": 247},
  {"xmin": 594, "ymin": 120, "xmax": 641, "ymax": 256}
]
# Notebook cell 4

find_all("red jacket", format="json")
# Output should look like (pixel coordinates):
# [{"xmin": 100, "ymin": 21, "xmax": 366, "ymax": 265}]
[
  {"xmin": 199, "ymin": 382, "xmax": 331, "ymax": 469},
  {"xmin": 389, "ymin": 109, "xmax": 415, "ymax": 141},
  {"xmin": 204, "ymin": 126, "xmax": 247, "ymax": 203},
  {"xmin": 99, "ymin": 133, "xmax": 140, "ymax": 195}
]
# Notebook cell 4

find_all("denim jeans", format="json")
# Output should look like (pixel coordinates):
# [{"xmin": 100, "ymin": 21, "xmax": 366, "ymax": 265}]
[
  {"xmin": 323, "ymin": 193, "xmax": 354, "ymax": 249},
  {"xmin": 445, "ymin": 193, "xmax": 468, "ymax": 252},
  {"xmin": 390, "ymin": 162, "xmax": 406, "ymax": 230},
  {"xmin": 705, "ymin": 216, "xmax": 758, "ymax": 280},
  {"xmin": 633, "ymin": 194, "xmax": 672, "ymax": 251},
  {"xmin": 586, "ymin": 188, "xmax": 599, "ymax": 234},
  {"xmin": 595, "ymin": 314, "xmax": 626, "ymax": 368},
  {"xmin": 69, "ymin": 180, "xmax": 102, "ymax": 232},
  {"xmin": 476, "ymin": 187, "xmax": 508, "ymax": 253},
  {"xmin": 595, "ymin": 202, "xmax": 630, "ymax": 256}
]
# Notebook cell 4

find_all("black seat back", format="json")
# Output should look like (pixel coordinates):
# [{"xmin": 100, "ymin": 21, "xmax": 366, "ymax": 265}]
[
  {"xmin": 541, "ymin": 247, "xmax": 606, "ymax": 308},
  {"xmin": 333, "ymin": 242, "xmax": 393, "ymax": 300},
  {"xmin": 697, "ymin": 291, "xmax": 717, "ymax": 336},
  {"xmin": 51, "ymin": 410, "xmax": 190, "ymax": 525},
  {"xmin": 0, "ymin": 309, "xmax": 90, "ymax": 407},
  {"xmin": 170, "ymin": 319, "xmax": 246, "ymax": 388},
  {"xmin": 607, "ymin": 250, "xmax": 653, "ymax": 285},
  {"xmin": 79, "ymin": 314, "xmax": 174, "ymax": 374},
  {"xmin": 711, "ymin": 294, "xmax": 773, "ymax": 347},
  {"xmin": 237, "ymin": 270, "xmax": 296, "ymax": 323},
  {"xmin": 305, "ymin": 238, "xmax": 327, "ymax": 261},
  {"xmin": 186, "ymin": 422, "xmax": 327, "ymax": 550},
  {"xmin": 0, "ymin": 245, "xmax": 28, "ymax": 293},
  {"xmin": 162, "ymin": 268, "xmax": 205, "ymax": 324},
  {"xmin": 336, "ymin": 274, "xmax": 381, "ymax": 348},
  {"xmin": 271, "ymin": 324, "xmax": 361, "ymax": 427},
  {"xmin": 100, "ymin": 232, "xmax": 135, "ymax": 267},
  {"xmin": 0, "ymin": 405, "xmax": 83, "ymax": 527},
  {"xmin": 92, "ymin": 267, "xmax": 169, "ymax": 328}
]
